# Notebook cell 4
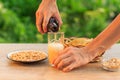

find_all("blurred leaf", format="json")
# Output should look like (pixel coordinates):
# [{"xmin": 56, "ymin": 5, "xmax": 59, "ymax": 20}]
[{"xmin": 0, "ymin": 0, "xmax": 120, "ymax": 43}]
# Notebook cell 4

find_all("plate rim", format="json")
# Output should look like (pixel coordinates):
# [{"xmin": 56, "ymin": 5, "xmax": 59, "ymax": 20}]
[{"xmin": 7, "ymin": 50, "xmax": 48, "ymax": 63}]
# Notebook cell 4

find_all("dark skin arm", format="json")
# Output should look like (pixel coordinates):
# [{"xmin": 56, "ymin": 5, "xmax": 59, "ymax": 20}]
[{"xmin": 52, "ymin": 14, "xmax": 120, "ymax": 72}]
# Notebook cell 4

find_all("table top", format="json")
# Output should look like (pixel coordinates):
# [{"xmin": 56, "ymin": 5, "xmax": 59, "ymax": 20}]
[{"xmin": 0, "ymin": 43, "xmax": 120, "ymax": 80}]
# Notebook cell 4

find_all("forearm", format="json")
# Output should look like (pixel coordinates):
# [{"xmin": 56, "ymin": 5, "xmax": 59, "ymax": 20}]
[{"xmin": 86, "ymin": 14, "xmax": 120, "ymax": 57}]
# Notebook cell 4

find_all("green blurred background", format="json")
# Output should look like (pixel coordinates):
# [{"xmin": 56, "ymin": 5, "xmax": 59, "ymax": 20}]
[{"xmin": 0, "ymin": 0, "xmax": 120, "ymax": 43}]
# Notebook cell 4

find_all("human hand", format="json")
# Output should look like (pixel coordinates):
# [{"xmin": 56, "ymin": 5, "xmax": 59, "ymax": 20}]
[
  {"xmin": 36, "ymin": 0, "xmax": 62, "ymax": 34},
  {"xmin": 52, "ymin": 47, "xmax": 95, "ymax": 72}
]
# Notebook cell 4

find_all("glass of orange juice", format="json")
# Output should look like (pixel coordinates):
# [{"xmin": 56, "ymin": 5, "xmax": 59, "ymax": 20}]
[{"xmin": 48, "ymin": 32, "xmax": 64, "ymax": 66}]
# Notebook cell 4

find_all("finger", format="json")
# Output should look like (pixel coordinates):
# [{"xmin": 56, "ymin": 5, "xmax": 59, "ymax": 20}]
[
  {"xmin": 53, "ymin": 50, "xmax": 72, "ymax": 67},
  {"xmin": 52, "ymin": 47, "xmax": 70, "ymax": 64},
  {"xmin": 42, "ymin": 15, "xmax": 51, "ymax": 33},
  {"xmin": 36, "ymin": 13, "xmax": 44, "ymax": 34},
  {"xmin": 53, "ymin": 13, "xmax": 63, "ymax": 27},
  {"xmin": 58, "ymin": 47, "xmax": 71, "ymax": 55},
  {"xmin": 62, "ymin": 62, "xmax": 76, "ymax": 72},
  {"xmin": 57, "ymin": 57, "xmax": 74, "ymax": 70}
]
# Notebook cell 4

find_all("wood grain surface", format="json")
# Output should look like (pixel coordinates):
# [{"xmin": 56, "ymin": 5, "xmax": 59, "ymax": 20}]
[{"xmin": 0, "ymin": 44, "xmax": 120, "ymax": 80}]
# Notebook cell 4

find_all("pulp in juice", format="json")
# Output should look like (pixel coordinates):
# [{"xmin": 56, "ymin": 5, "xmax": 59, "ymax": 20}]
[{"xmin": 48, "ymin": 42, "xmax": 64, "ymax": 65}]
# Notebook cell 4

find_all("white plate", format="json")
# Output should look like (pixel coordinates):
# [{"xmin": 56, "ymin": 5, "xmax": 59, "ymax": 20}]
[
  {"xmin": 101, "ymin": 58, "xmax": 120, "ymax": 72},
  {"xmin": 102, "ymin": 65, "xmax": 119, "ymax": 72},
  {"xmin": 7, "ymin": 50, "xmax": 48, "ymax": 63}
]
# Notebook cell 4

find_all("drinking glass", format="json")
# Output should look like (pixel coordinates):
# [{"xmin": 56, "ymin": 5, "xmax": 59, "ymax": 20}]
[{"xmin": 48, "ymin": 32, "xmax": 64, "ymax": 66}]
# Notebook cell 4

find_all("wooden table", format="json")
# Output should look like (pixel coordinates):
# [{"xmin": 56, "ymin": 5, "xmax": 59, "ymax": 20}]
[{"xmin": 0, "ymin": 43, "xmax": 120, "ymax": 80}]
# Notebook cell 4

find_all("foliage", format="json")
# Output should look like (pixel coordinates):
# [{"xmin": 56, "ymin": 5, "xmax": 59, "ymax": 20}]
[{"xmin": 0, "ymin": 0, "xmax": 120, "ymax": 43}]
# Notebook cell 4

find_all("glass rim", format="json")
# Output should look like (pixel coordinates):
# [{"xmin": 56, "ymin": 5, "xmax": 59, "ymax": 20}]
[{"xmin": 48, "ymin": 32, "xmax": 64, "ymax": 34}]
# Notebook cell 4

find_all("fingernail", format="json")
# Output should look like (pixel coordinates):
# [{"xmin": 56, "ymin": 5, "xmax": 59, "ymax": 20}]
[{"xmin": 51, "ymin": 64, "xmax": 55, "ymax": 67}]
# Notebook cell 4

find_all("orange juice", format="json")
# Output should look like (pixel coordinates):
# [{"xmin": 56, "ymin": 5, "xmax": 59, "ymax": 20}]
[{"xmin": 48, "ymin": 42, "xmax": 64, "ymax": 65}]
